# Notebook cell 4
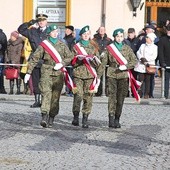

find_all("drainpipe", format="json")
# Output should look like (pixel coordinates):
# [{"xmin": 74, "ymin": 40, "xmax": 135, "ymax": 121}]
[{"xmin": 101, "ymin": 0, "xmax": 106, "ymax": 26}]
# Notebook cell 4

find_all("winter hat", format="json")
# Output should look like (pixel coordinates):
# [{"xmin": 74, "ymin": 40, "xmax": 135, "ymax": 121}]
[
  {"xmin": 65, "ymin": 25, "xmax": 74, "ymax": 32},
  {"xmin": 11, "ymin": 31, "xmax": 19, "ymax": 38},
  {"xmin": 146, "ymin": 32, "xmax": 157, "ymax": 42},
  {"xmin": 145, "ymin": 24, "xmax": 155, "ymax": 31},
  {"xmin": 150, "ymin": 20, "xmax": 157, "ymax": 25}
]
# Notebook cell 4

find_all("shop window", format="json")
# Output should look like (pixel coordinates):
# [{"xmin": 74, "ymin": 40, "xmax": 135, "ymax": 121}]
[{"xmin": 37, "ymin": 0, "xmax": 66, "ymax": 40}]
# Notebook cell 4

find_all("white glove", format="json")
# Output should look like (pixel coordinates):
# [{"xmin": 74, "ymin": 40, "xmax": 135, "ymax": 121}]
[
  {"xmin": 77, "ymin": 55, "xmax": 86, "ymax": 60},
  {"xmin": 93, "ymin": 56, "xmax": 101, "ymax": 64},
  {"xmin": 119, "ymin": 65, "xmax": 127, "ymax": 71},
  {"xmin": 94, "ymin": 78, "xmax": 101, "ymax": 93},
  {"xmin": 24, "ymin": 74, "xmax": 31, "ymax": 83},
  {"xmin": 54, "ymin": 63, "xmax": 63, "ymax": 70}
]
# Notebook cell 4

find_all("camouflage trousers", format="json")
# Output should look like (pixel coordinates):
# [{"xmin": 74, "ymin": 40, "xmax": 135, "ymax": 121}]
[
  {"xmin": 72, "ymin": 78, "xmax": 94, "ymax": 115},
  {"xmin": 107, "ymin": 77, "xmax": 129, "ymax": 117},
  {"xmin": 39, "ymin": 74, "xmax": 64, "ymax": 117}
]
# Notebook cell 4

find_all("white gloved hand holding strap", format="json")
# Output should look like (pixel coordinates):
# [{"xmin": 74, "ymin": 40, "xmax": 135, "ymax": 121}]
[
  {"xmin": 119, "ymin": 65, "xmax": 127, "ymax": 71},
  {"xmin": 77, "ymin": 55, "xmax": 86, "ymax": 61},
  {"xmin": 94, "ymin": 78, "xmax": 101, "ymax": 93},
  {"xmin": 24, "ymin": 74, "xmax": 31, "ymax": 83},
  {"xmin": 54, "ymin": 63, "xmax": 63, "ymax": 70}
]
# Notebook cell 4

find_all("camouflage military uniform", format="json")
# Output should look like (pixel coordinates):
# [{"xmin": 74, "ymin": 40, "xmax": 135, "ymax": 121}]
[
  {"xmin": 100, "ymin": 43, "xmax": 137, "ymax": 127},
  {"xmin": 72, "ymin": 41, "xmax": 102, "ymax": 119},
  {"xmin": 27, "ymin": 39, "xmax": 73, "ymax": 118}
]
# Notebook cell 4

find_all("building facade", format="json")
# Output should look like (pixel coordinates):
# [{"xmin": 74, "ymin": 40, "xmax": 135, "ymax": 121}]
[{"xmin": 0, "ymin": 0, "xmax": 170, "ymax": 39}]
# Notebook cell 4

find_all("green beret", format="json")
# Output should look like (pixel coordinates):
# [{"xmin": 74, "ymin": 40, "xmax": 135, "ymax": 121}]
[
  {"xmin": 113, "ymin": 28, "xmax": 124, "ymax": 37},
  {"xmin": 79, "ymin": 25, "xmax": 90, "ymax": 35},
  {"xmin": 47, "ymin": 24, "xmax": 58, "ymax": 34}
]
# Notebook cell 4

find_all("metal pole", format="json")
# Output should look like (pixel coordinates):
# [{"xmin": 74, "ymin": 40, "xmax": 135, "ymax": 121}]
[
  {"xmin": 161, "ymin": 68, "xmax": 165, "ymax": 99},
  {"xmin": 102, "ymin": 67, "xmax": 106, "ymax": 96},
  {"xmin": 101, "ymin": 0, "xmax": 106, "ymax": 96}
]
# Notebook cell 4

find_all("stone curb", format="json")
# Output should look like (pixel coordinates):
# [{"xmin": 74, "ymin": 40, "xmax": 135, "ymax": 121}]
[{"xmin": 0, "ymin": 94, "xmax": 170, "ymax": 105}]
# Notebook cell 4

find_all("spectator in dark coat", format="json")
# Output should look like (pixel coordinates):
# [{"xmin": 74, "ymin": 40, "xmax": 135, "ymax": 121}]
[
  {"xmin": 93, "ymin": 26, "xmax": 112, "ymax": 96},
  {"xmin": 5, "ymin": 31, "xmax": 24, "ymax": 95},
  {"xmin": 63, "ymin": 25, "xmax": 75, "ymax": 96},
  {"xmin": 124, "ymin": 28, "xmax": 140, "ymax": 97},
  {"xmin": 158, "ymin": 24, "xmax": 170, "ymax": 99},
  {"xmin": 0, "ymin": 28, "xmax": 7, "ymax": 93}
]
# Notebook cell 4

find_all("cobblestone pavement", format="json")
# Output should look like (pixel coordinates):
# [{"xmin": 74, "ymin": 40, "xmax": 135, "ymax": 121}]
[{"xmin": 0, "ymin": 95, "xmax": 170, "ymax": 170}]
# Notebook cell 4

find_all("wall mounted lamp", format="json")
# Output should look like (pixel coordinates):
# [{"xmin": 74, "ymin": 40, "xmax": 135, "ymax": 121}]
[{"xmin": 130, "ymin": 0, "xmax": 142, "ymax": 17}]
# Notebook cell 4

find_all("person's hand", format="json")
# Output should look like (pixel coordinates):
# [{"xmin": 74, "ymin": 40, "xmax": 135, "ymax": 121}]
[
  {"xmin": 119, "ymin": 65, "xmax": 127, "ymax": 71},
  {"xmin": 94, "ymin": 78, "xmax": 101, "ymax": 93},
  {"xmin": 140, "ymin": 58, "xmax": 148, "ymax": 64},
  {"xmin": 29, "ymin": 19, "xmax": 37, "ymax": 25},
  {"xmin": 54, "ymin": 63, "xmax": 63, "ymax": 70},
  {"xmin": 24, "ymin": 74, "xmax": 31, "ymax": 83},
  {"xmin": 146, "ymin": 63, "xmax": 150, "ymax": 67}
]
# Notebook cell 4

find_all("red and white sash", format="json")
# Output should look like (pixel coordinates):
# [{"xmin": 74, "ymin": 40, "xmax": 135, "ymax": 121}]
[
  {"xmin": 107, "ymin": 43, "xmax": 141, "ymax": 102},
  {"xmin": 40, "ymin": 40, "xmax": 76, "ymax": 91},
  {"xmin": 72, "ymin": 43, "xmax": 99, "ymax": 92}
]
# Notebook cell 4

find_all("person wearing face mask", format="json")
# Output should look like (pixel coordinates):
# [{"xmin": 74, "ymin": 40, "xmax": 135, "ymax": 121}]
[
  {"xmin": 71, "ymin": 25, "xmax": 102, "ymax": 128},
  {"xmin": 158, "ymin": 24, "xmax": 170, "ymax": 99},
  {"xmin": 100, "ymin": 28, "xmax": 137, "ymax": 128},
  {"xmin": 134, "ymin": 32, "xmax": 157, "ymax": 99},
  {"xmin": 24, "ymin": 24, "xmax": 74, "ymax": 128},
  {"xmin": 18, "ymin": 14, "xmax": 48, "ymax": 108}
]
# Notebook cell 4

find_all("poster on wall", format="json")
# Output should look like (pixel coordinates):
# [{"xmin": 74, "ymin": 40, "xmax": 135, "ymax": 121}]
[{"xmin": 37, "ymin": 8, "xmax": 66, "ymax": 22}]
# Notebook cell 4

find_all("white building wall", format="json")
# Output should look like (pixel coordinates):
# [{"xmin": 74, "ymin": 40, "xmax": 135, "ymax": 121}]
[
  {"xmin": 0, "ymin": 0, "xmax": 23, "ymax": 39},
  {"xmin": 0, "ymin": 0, "xmax": 145, "ymax": 39},
  {"xmin": 71, "ymin": 0, "xmax": 102, "ymax": 37},
  {"xmin": 71, "ymin": 0, "xmax": 145, "ymax": 39}
]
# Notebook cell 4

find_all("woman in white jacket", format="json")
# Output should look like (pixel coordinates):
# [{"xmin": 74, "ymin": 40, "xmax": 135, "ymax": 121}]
[{"xmin": 134, "ymin": 32, "xmax": 157, "ymax": 98}]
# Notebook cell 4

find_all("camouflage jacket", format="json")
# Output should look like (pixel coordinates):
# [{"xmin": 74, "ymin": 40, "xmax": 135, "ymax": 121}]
[
  {"xmin": 27, "ymin": 40, "xmax": 74, "ymax": 78},
  {"xmin": 99, "ymin": 43, "xmax": 137, "ymax": 79},
  {"xmin": 72, "ymin": 42, "xmax": 103, "ymax": 79}
]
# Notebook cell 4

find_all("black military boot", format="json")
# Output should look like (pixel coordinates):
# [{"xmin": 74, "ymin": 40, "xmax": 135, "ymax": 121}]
[
  {"xmin": 23, "ymin": 83, "xmax": 28, "ymax": 94},
  {"xmin": 0, "ymin": 87, "xmax": 7, "ymax": 94},
  {"xmin": 16, "ymin": 79, "xmax": 21, "ymax": 95},
  {"xmin": 48, "ymin": 116, "xmax": 54, "ymax": 128},
  {"xmin": 9, "ymin": 80, "xmax": 14, "ymax": 95},
  {"xmin": 82, "ymin": 114, "xmax": 89, "ymax": 128},
  {"xmin": 113, "ymin": 116, "xmax": 121, "ymax": 128},
  {"xmin": 30, "ymin": 94, "xmax": 41, "ymax": 108},
  {"xmin": 72, "ymin": 112, "xmax": 79, "ymax": 126},
  {"xmin": 108, "ymin": 114, "xmax": 114, "ymax": 128},
  {"xmin": 40, "ymin": 113, "xmax": 48, "ymax": 128}
]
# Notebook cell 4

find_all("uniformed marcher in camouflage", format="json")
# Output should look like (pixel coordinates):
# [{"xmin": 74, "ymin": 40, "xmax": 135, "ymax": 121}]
[
  {"xmin": 71, "ymin": 25, "xmax": 103, "ymax": 128},
  {"xmin": 99, "ymin": 28, "xmax": 137, "ymax": 128},
  {"xmin": 24, "ymin": 24, "xmax": 74, "ymax": 128}
]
